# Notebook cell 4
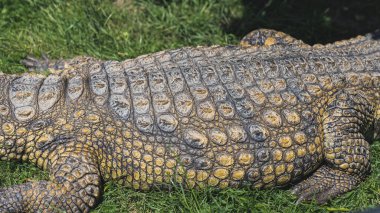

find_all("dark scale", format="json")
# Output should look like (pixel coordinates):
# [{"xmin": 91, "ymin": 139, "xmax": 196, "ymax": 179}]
[{"xmin": 0, "ymin": 29, "xmax": 379, "ymax": 212}]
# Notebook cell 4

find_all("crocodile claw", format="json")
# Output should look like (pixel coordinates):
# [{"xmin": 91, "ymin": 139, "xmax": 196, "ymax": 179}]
[
  {"xmin": 21, "ymin": 55, "xmax": 50, "ymax": 71},
  {"xmin": 21, "ymin": 54, "xmax": 65, "ymax": 72},
  {"xmin": 291, "ymin": 166, "xmax": 361, "ymax": 204}
]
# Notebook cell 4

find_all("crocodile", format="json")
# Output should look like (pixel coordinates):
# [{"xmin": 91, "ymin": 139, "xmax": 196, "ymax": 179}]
[{"xmin": 0, "ymin": 29, "xmax": 379, "ymax": 212}]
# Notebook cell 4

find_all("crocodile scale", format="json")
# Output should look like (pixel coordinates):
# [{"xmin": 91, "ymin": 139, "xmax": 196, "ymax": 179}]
[{"xmin": 0, "ymin": 29, "xmax": 379, "ymax": 212}]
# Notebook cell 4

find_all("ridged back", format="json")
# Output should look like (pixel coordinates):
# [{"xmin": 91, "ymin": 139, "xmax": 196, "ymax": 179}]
[{"xmin": 3, "ymin": 40, "xmax": 380, "ymax": 128}]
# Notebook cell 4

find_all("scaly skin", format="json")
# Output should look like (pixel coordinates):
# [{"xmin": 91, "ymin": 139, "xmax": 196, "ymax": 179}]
[{"xmin": 0, "ymin": 29, "xmax": 379, "ymax": 212}]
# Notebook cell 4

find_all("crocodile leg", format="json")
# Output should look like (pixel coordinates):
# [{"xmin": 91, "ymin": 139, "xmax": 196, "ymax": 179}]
[
  {"xmin": 239, "ymin": 28, "xmax": 308, "ymax": 47},
  {"xmin": 292, "ymin": 90, "xmax": 373, "ymax": 203},
  {"xmin": 0, "ymin": 150, "xmax": 101, "ymax": 213}
]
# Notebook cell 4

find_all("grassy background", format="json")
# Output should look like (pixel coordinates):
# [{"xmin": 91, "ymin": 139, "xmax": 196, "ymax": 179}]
[{"xmin": 0, "ymin": 0, "xmax": 379, "ymax": 212}]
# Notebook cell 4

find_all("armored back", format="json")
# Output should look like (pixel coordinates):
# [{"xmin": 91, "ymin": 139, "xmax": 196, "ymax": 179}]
[{"xmin": 10, "ymin": 75, "xmax": 57, "ymax": 122}]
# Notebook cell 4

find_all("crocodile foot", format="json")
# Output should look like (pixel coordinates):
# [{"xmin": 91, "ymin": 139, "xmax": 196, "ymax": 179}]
[
  {"xmin": 291, "ymin": 165, "xmax": 361, "ymax": 204},
  {"xmin": 21, "ymin": 54, "xmax": 65, "ymax": 72},
  {"xmin": 239, "ymin": 28, "xmax": 308, "ymax": 47}
]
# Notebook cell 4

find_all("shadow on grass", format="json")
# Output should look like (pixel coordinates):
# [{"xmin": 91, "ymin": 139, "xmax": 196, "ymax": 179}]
[{"xmin": 224, "ymin": 0, "xmax": 380, "ymax": 44}]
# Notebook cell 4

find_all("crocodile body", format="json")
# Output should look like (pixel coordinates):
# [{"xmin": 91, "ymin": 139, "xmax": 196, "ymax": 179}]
[{"xmin": 0, "ymin": 29, "xmax": 379, "ymax": 212}]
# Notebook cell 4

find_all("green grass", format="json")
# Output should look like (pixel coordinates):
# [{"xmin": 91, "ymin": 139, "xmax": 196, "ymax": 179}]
[{"xmin": 0, "ymin": 0, "xmax": 379, "ymax": 212}]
